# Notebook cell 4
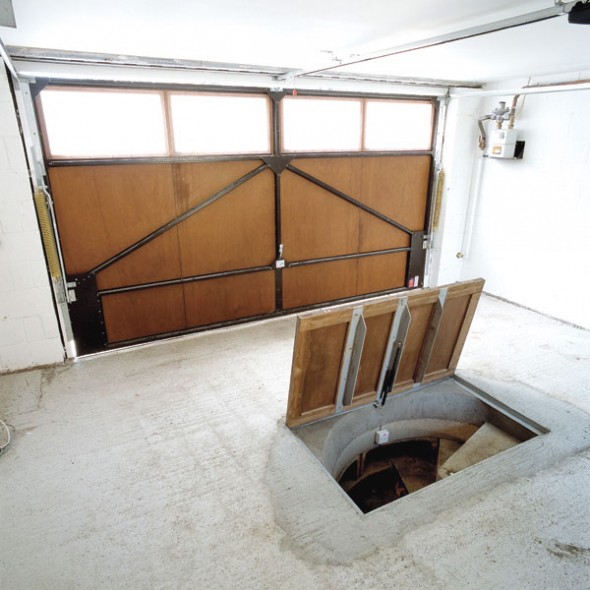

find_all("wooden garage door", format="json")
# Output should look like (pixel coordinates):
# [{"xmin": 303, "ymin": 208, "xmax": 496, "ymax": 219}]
[
  {"xmin": 48, "ymin": 161, "xmax": 276, "ymax": 349},
  {"xmin": 38, "ymin": 85, "xmax": 436, "ymax": 354},
  {"xmin": 281, "ymin": 155, "xmax": 431, "ymax": 308}
]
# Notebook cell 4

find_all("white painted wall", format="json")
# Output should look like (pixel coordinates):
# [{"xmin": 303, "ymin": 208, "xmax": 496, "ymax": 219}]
[
  {"xmin": 437, "ymin": 74, "xmax": 590, "ymax": 329},
  {"xmin": 0, "ymin": 66, "xmax": 64, "ymax": 372},
  {"xmin": 429, "ymin": 95, "xmax": 481, "ymax": 286}
]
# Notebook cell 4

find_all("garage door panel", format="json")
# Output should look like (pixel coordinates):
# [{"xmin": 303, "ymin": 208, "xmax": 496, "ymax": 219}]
[
  {"xmin": 102, "ymin": 285, "xmax": 186, "ymax": 343},
  {"xmin": 282, "ymin": 171, "xmax": 359, "ymax": 261},
  {"xmin": 49, "ymin": 163, "xmax": 177, "ymax": 275},
  {"xmin": 290, "ymin": 158, "xmax": 362, "ymax": 199},
  {"xmin": 174, "ymin": 160, "xmax": 263, "ymax": 212},
  {"xmin": 357, "ymin": 252, "xmax": 407, "ymax": 295},
  {"xmin": 359, "ymin": 156, "xmax": 431, "ymax": 231},
  {"xmin": 359, "ymin": 212, "xmax": 411, "ymax": 252},
  {"xmin": 425, "ymin": 294, "xmax": 471, "ymax": 374},
  {"xmin": 300, "ymin": 322, "xmax": 348, "ymax": 415},
  {"xmin": 184, "ymin": 271, "xmax": 275, "ymax": 327},
  {"xmin": 178, "ymin": 170, "xmax": 275, "ymax": 276},
  {"xmin": 283, "ymin": 260, "xmax": 358, "ymax": 309},
  {"xmin": 96, "ymin": 230, "xmax": 182, "ymax": 290}
]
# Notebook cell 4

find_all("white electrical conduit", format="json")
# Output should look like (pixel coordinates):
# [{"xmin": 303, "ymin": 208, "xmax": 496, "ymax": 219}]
[
  {"xmin": 451, "ymin": 79, "xmax": 590, "ymax": 98},
  {"xmin": 457, "ymin": 154, "xmax": 486, "ymax": 260}
]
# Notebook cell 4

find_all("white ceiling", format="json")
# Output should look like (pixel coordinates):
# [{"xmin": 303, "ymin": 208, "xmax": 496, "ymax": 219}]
[{"xmin": 1, "ymin": 0, "xmax": 590, "ymax": 84}]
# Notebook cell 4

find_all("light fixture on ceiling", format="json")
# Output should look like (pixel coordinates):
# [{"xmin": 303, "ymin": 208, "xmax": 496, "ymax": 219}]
[{"xmin": 568, "ymin": 1, "xmax": 590, "ymax": 23}]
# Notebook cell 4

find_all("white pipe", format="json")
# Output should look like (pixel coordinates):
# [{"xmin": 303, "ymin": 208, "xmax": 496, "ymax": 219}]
[
  {"xmin": 457, "ymin": 155, "xmax": 485, "ymax": 260},
  {"xmin": 451, "ymin": 80, "xmax": 590, "ymax": 98}
]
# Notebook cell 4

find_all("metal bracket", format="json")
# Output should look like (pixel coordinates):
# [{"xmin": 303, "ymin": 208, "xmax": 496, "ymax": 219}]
[
  {"xmin": 262, "ymin": 156, "xmax": 293, "ymax": 175},
  {"xmin": 375, "ymin": 298, "xmax": 412, "ymax": 407},
  {"xmin": 407, "ymin": 230, "xmax": 427, "ymax": 288},
  {"xmin": 414, "ymin": 287, "xmax": 448, "ymax": 384},
  {"xmin": 66, "ymin": 281, "xmax": 77, "ymax": 303},
  {"xmin": 66, "ymin": 274, "xmax": 107, "ymax": 355},
  {"xmin": 335, "ymin": 307, "xmax": 367, "ymax": 412}
]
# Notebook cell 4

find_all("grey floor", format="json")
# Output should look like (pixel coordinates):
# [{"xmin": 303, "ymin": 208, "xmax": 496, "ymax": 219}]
[{"xmin": 1, "ymin": 294, "xmax": 590, "ymax": 589}]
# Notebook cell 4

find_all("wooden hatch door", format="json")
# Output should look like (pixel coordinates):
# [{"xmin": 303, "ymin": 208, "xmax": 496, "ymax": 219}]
[{"xmin": 286, "ymin": 278, "xmax": 485, "ymax": 428}]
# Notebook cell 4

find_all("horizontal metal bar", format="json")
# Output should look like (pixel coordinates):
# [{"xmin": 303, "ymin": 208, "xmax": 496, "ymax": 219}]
[
  {"xmin": 98, "ymin": 247, "xmax": 410, "ymax": 296},
  {"xmin": 278, "ymin": 3, "xmax": 574, "ymax": 81},
  {"xmin": 47, "ymin": 154, "xmax": 270, "ymax": 167},
  {"xmin": 287, "ymin": 247, "xmax": 410, "ymax": 268},
  {"xmin": 287, "ymin": 164, "xmax": 414, "ymax": 235},
  {"xmin": 98, "ymin": 285, "xmax": 411, "ymax": 354},
  {"xmin": 454, "ymin": 375, "xmax": 549, "ymax": 436},
  {"xmin": 9, "ymin": 47, "xmax": 480, "ymax": 91},
  {"xmin": 97, "ymin": 265, "xmax": 274, "ymax": 297},
  {"xmin": 276, "ymin": 89, "xmax": 441, "ymax": 102},
  {"xmin": 451, "ymin": 79, "xmax": 590, "ymax": 99},
  {"xmin": 8, "ymin": 46, "xmax": 289, "ymax": 76},
  {"xmin": 88, "ymin": 163, "xmax": 268, "ymax": 276},
  {"xmin": 47, "ymin": 149, "xmax": 434, "ymax": 168},
  {"xmin": 304, "ymin": 71, "xmax": 481, "ymax": 90},
  {"xmin": 283, "ymin": 149, "xmax": 434, "ymax": 159},
  {"xmin": 29, "ymin": 75, "xmax": 446, "ymax": 102}
]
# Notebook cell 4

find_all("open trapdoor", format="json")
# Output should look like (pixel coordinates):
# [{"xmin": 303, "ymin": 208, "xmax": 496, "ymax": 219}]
[{"xmin": 285, "ymin": 278, "xmax": 546, "ymax": 513}]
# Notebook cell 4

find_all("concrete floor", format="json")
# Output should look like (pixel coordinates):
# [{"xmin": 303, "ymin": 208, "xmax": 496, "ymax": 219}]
[{"xmin": 1, "ymin": 294, "xmax": 589, "ymax": 589}]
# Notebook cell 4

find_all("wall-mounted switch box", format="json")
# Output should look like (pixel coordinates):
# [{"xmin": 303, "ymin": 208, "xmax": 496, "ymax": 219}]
[
  {"xmin": 375, "ymin": 429, "xmax": 389, "ymax": 445},
  {"xmin": 489, "ymin": 128, "xmax": 517, "ymax": 158}
]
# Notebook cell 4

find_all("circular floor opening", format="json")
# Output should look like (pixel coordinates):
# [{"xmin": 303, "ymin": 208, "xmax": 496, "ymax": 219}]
[{"xmin": 338, "ymin": 438, "xmax": 442, "ymax": 513}]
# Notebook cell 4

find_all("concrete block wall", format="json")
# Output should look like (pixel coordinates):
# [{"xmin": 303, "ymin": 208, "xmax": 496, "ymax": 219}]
[{"xmin": 0, "ymin": 65, "xmax": 64, "ymax": 372}]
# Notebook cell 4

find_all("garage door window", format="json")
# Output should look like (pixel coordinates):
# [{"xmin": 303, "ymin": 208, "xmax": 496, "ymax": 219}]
[
  {"xmin": 281, "ymin": 96, "xmax": 433, "ymax": 153},
  {"xmin": 281, "ymin": 97, "xmax": 363, "ymax": 152},
  {"xmin": 364, "ymin": 100, "xmax": 433, "ymax": 151},
  {"xmin": 169, "ymin": 93, "xmax": 271, "ymax": 155},
  {"xmin": 39, "ymin": 88, "xmax": 168, "ymax": 158}
]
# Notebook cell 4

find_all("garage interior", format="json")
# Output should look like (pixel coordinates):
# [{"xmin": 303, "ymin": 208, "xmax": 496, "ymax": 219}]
[{"xmin": 1, "ymin": 1, "xmax": 590, "ymax": 588}]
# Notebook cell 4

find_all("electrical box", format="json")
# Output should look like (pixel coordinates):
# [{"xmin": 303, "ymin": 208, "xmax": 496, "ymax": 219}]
[
  {"xmin": 375, "ymin": 429, "xmax": 390, "ymax": 445},
  {"xmin": 488, "ymin": 128, "xmax": 517, "ymax": 159}
]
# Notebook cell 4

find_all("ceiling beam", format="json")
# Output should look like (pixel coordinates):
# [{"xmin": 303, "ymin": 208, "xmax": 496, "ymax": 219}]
[{"xmin": 276, "ymin": 2, "xmax": 578, "ymax": 82}]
